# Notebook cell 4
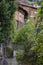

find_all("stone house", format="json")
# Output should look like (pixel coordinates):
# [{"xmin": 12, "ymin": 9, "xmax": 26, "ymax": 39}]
[{"xmin": 15, "ymin": 1, "xmax": 37, "ymax": 29}]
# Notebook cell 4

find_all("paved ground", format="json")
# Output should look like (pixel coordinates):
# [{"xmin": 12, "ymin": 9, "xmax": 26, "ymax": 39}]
[
  {"xmin": 7, "ymin": 50, "xmax": 18, "ymax": 65},
  {"xmin": 0, "ymin": 51, "xmax": 18, "ymax": 65},
  {"xmin": 7, "ymin": 57, "xmax": 18, "ymax": 65},
  {"xmin": 0, "ymin": 57, "xmax": 18, "ymax": 65}
]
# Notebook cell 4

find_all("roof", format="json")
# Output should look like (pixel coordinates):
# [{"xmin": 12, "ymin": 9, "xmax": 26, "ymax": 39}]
[{"xmin": 18, "ymin": 1, "xmax": 37, "ymax": 9}]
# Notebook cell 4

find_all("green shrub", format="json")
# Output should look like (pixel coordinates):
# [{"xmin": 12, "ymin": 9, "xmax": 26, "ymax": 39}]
[
  {"xmin": 16, "ymin": 50, "xmax": 24, "ymax": 65},
  {"xmin": 6, "ymin": 47, "xmax": 13, "ymax": 58},
  {"xmin": 0, "ymin": 52, "xmax": 2, "ymax": 57},
  {"xmin": 16, "ymin": 50, "xmax": 24, "ymax": 61}
]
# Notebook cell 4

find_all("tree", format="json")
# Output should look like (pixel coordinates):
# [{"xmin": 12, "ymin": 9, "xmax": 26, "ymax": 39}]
[
  {"xmin": 35, "ymin": 0, "xmax": 43, "ymax": 25},
  {"xmin": 0, "ymin": 0, "xmax": 17, "ymax": 62},
  {"xmin": 0, "ymin": 0, "xmax": 17, "ymax": 43},
  {"xmin": 23, "ymin": 1, "xmax": 43, "ymax": 65},
  {"xmin": 15, "ymin": 0, "xmax": 43, "ymax": 65},
  {"xmin": 15, "ymin": 20, "xmax": 35, "ymax": 45},
  {"xmin": 15, "ymin": 20, "xmax": 35, "ymax": 65}
]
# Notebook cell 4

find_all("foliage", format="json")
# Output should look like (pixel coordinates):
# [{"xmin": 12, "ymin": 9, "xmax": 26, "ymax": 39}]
[
  {"xmin": 0, "ymin": 52, "xmax": 2, "ymax": 57},
  {"xmin": 6, "ymin": 47, "xmax": 13, "ymax": 58},
  {"xmin": 35, "ymin": 0, "xmax": 43, "ymax": 23},
  {"xmin": 16, "ymin": 50, "xmax": 24, "ymax": 61},
  {"xmin": 15, "ymin": 20, "xmax": 35, "ymax": 44},
  {"xmin": 6, "ymin": 47, "xmax": 12, "ymax": 53},
  {"xmin": 22, "ymin": 0, "xmax": 43, "ymax": 65},
  {"xmin": 10, "ymin": 18, "xmax": 17, "ymax": 42},
  {"xmin": 15, "ymin": 20, "xmax": 35, "ymax": 65},
  {"xmin": 30, "ymin": 29, "xmax": 43, "ymax": 65},
  {"xmin": 15, "ymin": 1, "xmax": 43, "ymax": 65},
  {"xmin": 22, "ymin": 1, "xmax": 43, "ymax": 65},
  {"xmin": 0, "ymin": 0, "xmax": 17, "ymax": 43},
  {"xmin": 16, "ymin": 22, "xmax": 43, "ymax": 65}
]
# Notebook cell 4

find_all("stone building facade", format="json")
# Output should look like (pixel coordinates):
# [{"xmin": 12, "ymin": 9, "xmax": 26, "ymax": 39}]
[{"xmin": 15, "ymin": 1, "xmax": 37, "ymax": 29}]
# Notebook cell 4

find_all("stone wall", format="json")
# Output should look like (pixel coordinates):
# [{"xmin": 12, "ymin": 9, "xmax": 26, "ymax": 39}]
[
  {"xmin": 15, "ymin": 11, "xmax": 24, "ymax": 23},
  {"xmin": 19, "ymin": 4, "xmax": 36, "ymax": 17}
]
